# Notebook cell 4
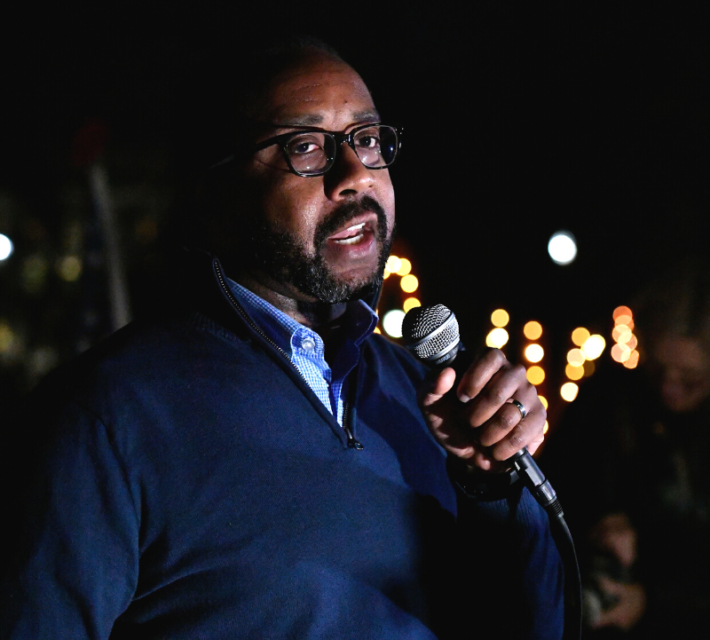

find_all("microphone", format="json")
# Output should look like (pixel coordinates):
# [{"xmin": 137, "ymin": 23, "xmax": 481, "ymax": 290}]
[{"xmin": 402, "ymin": 304, "xmax": 564, "ymax": 519}]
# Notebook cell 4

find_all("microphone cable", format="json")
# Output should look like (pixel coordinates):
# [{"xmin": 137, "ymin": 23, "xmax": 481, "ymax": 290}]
[{"xmin": 402, "ymin": 304, "xmax": 582, "ymax": 640}]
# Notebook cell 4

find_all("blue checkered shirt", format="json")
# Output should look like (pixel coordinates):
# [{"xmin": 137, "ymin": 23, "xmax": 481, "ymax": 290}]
[{"xmin": 227, "ymin": 279, "xmax": 378, "ymax": 426}]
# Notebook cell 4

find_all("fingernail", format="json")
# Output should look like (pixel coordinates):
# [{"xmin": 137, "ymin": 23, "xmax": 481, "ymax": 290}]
[{"xmin": 458, "ymin": 393, "xmax": 470, "ymax": 403}]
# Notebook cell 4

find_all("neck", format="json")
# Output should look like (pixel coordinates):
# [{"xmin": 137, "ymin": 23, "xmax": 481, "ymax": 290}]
[{"xmin": 233, "ymin": 271, "xmax": 348, "ymax": 334}]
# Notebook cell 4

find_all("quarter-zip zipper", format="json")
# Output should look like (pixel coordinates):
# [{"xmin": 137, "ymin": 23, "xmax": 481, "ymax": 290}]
[
  {"xmin": 342, "ymin": 401, "xmax": 363, "ymax": 450},
  {"xmin": 213, "ymin": 260, "xmax": 363, "ymax": 450}
]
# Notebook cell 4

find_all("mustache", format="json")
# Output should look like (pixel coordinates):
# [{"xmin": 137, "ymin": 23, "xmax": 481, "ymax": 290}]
[{"xmin": 314, "ymin": 196, "xmax": 388, "ymax": 249}]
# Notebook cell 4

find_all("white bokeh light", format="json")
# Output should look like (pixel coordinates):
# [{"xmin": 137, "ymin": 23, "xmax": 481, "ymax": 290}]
[
  {"xmin": 382, "ymin": 309, "xmax": 405, "ymax": 338},
  {"xmin": 0, "ymin": 234, "xmax": 13, "ymax": 261},
  {"xmin": 547, "ymin": 231, "xmax": 577, "ymax": 265}
]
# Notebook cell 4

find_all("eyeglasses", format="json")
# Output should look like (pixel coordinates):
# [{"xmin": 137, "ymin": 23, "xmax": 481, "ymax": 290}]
[{"xmin": 252, "ymin": 123, "xmax": 402, "ymax": 177}]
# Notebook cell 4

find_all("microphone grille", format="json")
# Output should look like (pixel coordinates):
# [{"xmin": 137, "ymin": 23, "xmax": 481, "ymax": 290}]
[{"xmin": 402, "ymin": 304, "xmax": 460, "ymax": 362}]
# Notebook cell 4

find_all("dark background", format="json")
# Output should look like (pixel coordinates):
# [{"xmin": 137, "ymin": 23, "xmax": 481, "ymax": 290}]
[{"xmin": 2, "ymin": 3, "xmax": 709, "ymax": 423}]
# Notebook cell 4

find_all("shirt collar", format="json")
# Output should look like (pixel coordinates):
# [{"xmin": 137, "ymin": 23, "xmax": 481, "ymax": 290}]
[{"xmin": 226, "ymin": 278, "xmax": 378, "ymax": 356}]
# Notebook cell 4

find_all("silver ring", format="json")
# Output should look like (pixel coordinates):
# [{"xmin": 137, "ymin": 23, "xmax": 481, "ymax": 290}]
[{"xmin": 509, "ymin": 399, "xmax": 528, "ymax": 420}]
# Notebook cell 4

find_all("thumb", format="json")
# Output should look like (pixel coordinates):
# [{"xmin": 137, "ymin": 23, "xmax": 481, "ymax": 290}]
[{"xmin": 420, "ymin": 367, "xmax": 457, "ymax": 409}]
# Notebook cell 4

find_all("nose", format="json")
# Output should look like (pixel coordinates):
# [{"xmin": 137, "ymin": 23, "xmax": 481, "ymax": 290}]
[{"xmin": 323, "ymin": 142, "xmax": 374, "ymax": 201}]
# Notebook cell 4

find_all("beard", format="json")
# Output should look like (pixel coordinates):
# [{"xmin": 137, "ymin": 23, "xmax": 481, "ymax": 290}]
[{"xmin": 243, "ymin": 196, "xmax": 392, "ymax": 304}]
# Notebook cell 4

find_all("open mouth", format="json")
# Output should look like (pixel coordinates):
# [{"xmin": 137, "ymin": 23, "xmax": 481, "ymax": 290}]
[{"xmin": 330, "ymin": 221, "xmax": 370, "ymax": 246}]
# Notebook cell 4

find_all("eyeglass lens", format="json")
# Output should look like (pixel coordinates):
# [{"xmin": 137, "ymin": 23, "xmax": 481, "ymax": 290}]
[{"xmin": 284, "ymin": 125, "xmax": 398, "ymax": 175}]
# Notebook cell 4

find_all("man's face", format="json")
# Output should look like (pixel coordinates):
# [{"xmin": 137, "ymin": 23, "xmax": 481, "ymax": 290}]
[
  {"xmin": 237, "ymin": 54, "xmax": 395, "ymax": 303},
  {"xmin": 649, "ymin": 335, "xmax": 710, "ymax": 413}
]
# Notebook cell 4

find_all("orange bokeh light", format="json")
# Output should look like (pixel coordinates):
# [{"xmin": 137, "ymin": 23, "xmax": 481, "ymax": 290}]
[
  {"xmin": 526, "ymin": 366, "xmax": 545, "ymax": 385},
  {"xmin": 613, "ymin": 306, "xmax": 633, "ymax": 320},
  {"xmin": 611, "ymin": 343, "xmax": 631, "ymax": 363},
  {"xmin": 623, "ymin": 350, "xmax": 640, "ymax": 369}
]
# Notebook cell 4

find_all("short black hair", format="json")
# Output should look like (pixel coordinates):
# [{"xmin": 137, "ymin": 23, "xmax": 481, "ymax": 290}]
[{"xmin": 234, "ymin": 36, "xmax": 346, "ymax": 134}]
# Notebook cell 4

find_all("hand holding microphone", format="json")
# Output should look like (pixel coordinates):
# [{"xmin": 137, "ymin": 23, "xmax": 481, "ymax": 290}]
[
  {"xmin": 403, "ymin": 304, "xmax": 565, "ymax": 517},
  {"xmin": 403, "ymin": 304, "xmax": 546, "ymax": 472}
]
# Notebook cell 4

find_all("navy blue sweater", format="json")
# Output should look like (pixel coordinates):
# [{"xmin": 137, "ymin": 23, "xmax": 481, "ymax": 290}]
[{"xmin": 1, "ymin": 257, "xmax": 564, "ymax": 639}]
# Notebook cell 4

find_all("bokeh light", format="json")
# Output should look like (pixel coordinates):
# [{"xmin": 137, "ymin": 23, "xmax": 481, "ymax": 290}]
[
  {"xmin": 526, "ymin": 366, "xmax": 545, "ymax": 385},
  {"xmin": 624, "ymin": 350, "xmax": 640, "ymax": 369},
  {"xmin": 396, "ymin": 258, "xmax": 412, "ymax": 276},
  {"xmin": 524, "ymin": 344, "xmax": 544, "ymax": 363},
  {"xmin": 523, "ymin": 321, "xmax": 543, "ymax": 340},
  {"xmin": 400, "ymin": 274, "xmax": 419, "ymax": 293},
  {"xmin": 567, "ymin": 348, "xmax": 585, "ymax": 367},
  {"xmin": 22, "ymin": 254, "xmax": 49, "ymax": 294},
  {"xmin": 613, "ymin": 306, "xmax": 633, "ymax": 320},
  {"xmin": 548, "ymin": 231, "xmax": 577, "ymax": 265},
  {"xmin": 543, "ymin": 421, "xmax": 549, "ymax": 435},
  {"xmin": 57, "ymin": 256, "xmax": 82, "ymax": 282},
  {"xmin": 616, "ymin": 316, "xmax": 634, "ymax": 330},
  {"xmin": 611, "ymin": 306, "xmax": 639, "ymax": 368},
  {"xmin": 403, "ymin": 297, "xmax": 421, "ymax": 313},
  {"xmin": 0, "ymin": 322, "xmax": 15, "ymax": 353},
  {"xmin": 611, "ymin": 343, "xmax": 631, "ymax": 362},
  {"xmin": 565, "ymin": 364, "xmax": 584, "ymax": 381},
  {"xmin": 582, "ymin": 335, "xmax": 606, "ymax": 360},
  {"xmin": 560, "ymin": 382, "xmax": 579, "ymax": 402},
  {"xmin": 386, "ymin": 255, "xmax": 402, "ymax": 273},
  {"xmin": 571, "ymin": 327, "xmax": 590, "ymax": 347},
  {"xmin": 583, "ymin": 360, "xmax": 596, "ymax": 377},
  {"xmin": 382, "ymin": 309, "xmax": 405, "ymax": 338},
  {"xmin": 0, "ymin": 234, "xmax": 13, "ymax": 261},
  {"xmin": 612, "ymin": 325, "xmax": 632, "ymax": 342},
  {"xmin": 538, "ymin": 395, "xmax": 548, "ymax": 409},
  {"xmin": 491, "ymin": 309, "xmax": 510, "ymax": 328},
  {"xmin": 486, "ymin": 328, "xmax": 509, "ymax": 349}
]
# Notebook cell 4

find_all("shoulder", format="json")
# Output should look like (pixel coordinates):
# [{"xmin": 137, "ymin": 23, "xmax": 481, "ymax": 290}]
[{"xmin": 23, "ymin": 310, "xmax": 259, "ymax": 433}]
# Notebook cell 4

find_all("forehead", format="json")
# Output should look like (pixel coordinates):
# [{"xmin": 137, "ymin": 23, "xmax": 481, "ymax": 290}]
[{"xmin": 259, "ymin": 56, "xmax": 378, "ymax": 129}]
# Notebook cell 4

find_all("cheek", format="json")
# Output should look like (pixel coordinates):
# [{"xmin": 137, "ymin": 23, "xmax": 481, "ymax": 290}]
[
  {"xmin": 259, "ymin": 175, "xmax": 322, "ymax": 239},
  {"xmin": 374, "ymin": 174, "xmax": 396, "ymax": 232}
]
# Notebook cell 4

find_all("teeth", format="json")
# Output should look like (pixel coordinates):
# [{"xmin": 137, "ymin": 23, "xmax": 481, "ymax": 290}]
[
  {"xmin": 331, "ymin": 221, "xmax": 368, "ymax": 245},
  {"xmin": 334, "ymin": 232, "xmax": 364, "ymax": 245}
]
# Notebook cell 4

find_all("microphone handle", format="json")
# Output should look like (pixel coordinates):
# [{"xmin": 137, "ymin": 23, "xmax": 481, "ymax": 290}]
[{"xmin": 510, "ymin": 448, "xmax": 564, "ymax": 520}]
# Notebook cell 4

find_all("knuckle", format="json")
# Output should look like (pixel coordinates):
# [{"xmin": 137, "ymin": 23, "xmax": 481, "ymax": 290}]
[
  {"xmin": 493, "ymin": 427, "xmax": 525, "ymax": 461},
  {"xmin": 509, "ymin": 430, "xmax": 525, "ymax": 450},
  {"xmin": 498, "ymin": 410, "xmax": 517, "ymax": 431},
  {"xmin": 512, "ymin": 363, "xmax": 526, "ymax": 378},
  {"xmin": 485, "ymin": 348, "xmax": 508, "ymax": 368},
  {"xmin": 486, "ymin": 386, "xmax": 508, "ymax": 405}
]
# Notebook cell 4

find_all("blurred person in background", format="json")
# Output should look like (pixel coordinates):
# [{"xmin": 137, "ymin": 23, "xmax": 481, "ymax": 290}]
[{"xmin": 543, "ymin": 255, "xmax": 710, "ymax": 638}]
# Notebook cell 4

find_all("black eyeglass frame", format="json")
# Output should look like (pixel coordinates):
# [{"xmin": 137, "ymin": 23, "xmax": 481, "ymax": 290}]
[{"xmin": 251, "ymin": 123, "xmax": 403, "ymax": 177}]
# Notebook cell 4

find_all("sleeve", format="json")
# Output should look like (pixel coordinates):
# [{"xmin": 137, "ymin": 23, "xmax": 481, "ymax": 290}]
[
  {"xmin": 447, "ymin": 459, "xmax": 566, "ymax": 640},
  {"xmin": 0, "ymin": 400, "xmax": 141, "ymax": 639}
]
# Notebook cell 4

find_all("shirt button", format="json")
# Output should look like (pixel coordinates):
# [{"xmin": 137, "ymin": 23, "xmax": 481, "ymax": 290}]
[{"xmin": 301, "ymin": 337, "xmax": 316, "ymax": 351}]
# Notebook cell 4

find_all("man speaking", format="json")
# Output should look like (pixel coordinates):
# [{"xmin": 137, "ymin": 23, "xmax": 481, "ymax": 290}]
[{"xmin": 1, "ymin": 39, "xmax": 564, "ymax": 638}]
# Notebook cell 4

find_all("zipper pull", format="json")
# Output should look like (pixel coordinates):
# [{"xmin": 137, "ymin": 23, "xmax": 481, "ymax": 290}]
[
  {"xmin": 342, "ymin": 401, "xmax": 363, "ymax": 450},
  {"xmin": 346, "ymin": 427, "xmax": 364, "ymax": 450}
]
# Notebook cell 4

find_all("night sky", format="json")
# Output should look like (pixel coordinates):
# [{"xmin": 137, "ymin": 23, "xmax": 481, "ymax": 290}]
[{"xmin": 2, "ymin": 3, "xmax": 709, "ymax": 404}]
